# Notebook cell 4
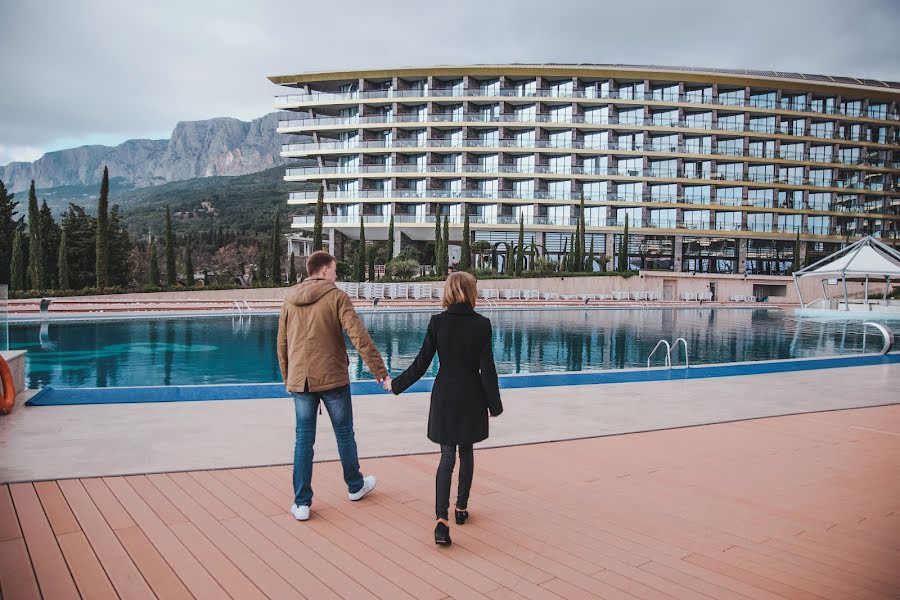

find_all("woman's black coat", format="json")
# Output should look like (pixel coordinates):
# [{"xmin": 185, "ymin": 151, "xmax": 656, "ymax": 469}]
[{"xmin": 391, "ymin": 303, "xmax": 503, "ymax": 445}]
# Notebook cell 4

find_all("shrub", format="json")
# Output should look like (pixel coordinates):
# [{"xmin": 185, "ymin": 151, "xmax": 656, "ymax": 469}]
[{"xmin": 386, "ymin": 258, "xmax": 420, "ymax": 280}]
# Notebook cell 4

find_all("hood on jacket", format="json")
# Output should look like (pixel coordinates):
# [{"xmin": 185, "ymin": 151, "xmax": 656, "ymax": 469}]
[{"xmin": 287, "ymin": 278, "xmax": 338, "ymax": 306}]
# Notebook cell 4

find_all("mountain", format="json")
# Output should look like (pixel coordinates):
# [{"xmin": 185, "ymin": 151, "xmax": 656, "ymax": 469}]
[{"xmin": 0, "ymin": 112, "xmax": 296, "ymax": 193}]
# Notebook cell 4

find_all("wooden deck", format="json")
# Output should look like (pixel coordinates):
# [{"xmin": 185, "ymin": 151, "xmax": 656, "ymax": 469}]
[{"xmin": 2, "ymin": 404, "xmax": 898, "ymax": 599}]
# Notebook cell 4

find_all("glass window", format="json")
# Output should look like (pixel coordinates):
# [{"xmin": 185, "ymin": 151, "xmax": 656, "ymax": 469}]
[
  {"xmin": 617, "ymin": 158, "xmax": 642, "ymax": 176},
  {"xmin": 478, "ymin": 103, "xmax": 499, "ymax": 121},
  {"xmin": 583, "ymin": 207, "xmax": 607, "ymax": 227},
  {"xmin": 618, "ymin": 107, "xmax": 644, "ymax": 125},
  {"xmin": 780, "ymin": 118, "xmax": 806, "ymax": 136},
  {"xmin": 683, "ymin": 210, "xmax": 710, "ymax": 229},
  {"xmin": 651, "ymin": 85, "xmax": 679, "ymax": 101},
  {"xmin": 618, "ymin": 132, "xmax": 643, "ymax": 150},
  {"xmin": 515, "ymin": 104, "xmax": 537, "ymax": 122},
  {"xmin": 807, "ymin": 216, "xmax": 831, "ymax": 235},
  {"xmin": 809, "ymin": 145, "xmax": 833, "ymax": 163},
  {"xmin": 840, "ymin": 147, "xmax": 861, "ymax": 164},
  {"xmin": 779, "ymin": 143, "xmax": 804, "ymax": 160},
  {"xmin": 514, "ymin": 129, "xmax": 535, "ymax": 147},
  {"xmin": 778, "ymin": 190, "xmax": 803, "ymax": 209},
  {"xmin": 616, "ymin": 206, "xmax": 642, "ymax": 225},
  {"xmin": 583, "ymin": 131, "xmax": 607, "ymax": 149},
  {"xmin": 684, "ymin": 186, "xmax": 711, "ymax": 203},
  {"xmin": 718, "ymin": 89, "xmax": 744, "ymax": 106},
  {"xmin": 810, "ymin": 121, "xmax": 834, "ymax": 138},
  {"xmin": 652, "ymin": 110, "xmax": 678, "ymax": 126},
  {"xmin": 717, "ymin": 138, "xmax": 743, "ymax": 156},
  {"xmin": 548, "ymin": 155, "xmax": 571, "ymax": 174},
  {"xmin": 548, "ymin": 180, "xmax": 572, "ymax": 198},
  {"xmin": 513, "ymin": 79, "xmax": 537, "ymax": 97},
  {"xmin": 747, "ymin": 188, "xmax": 774, "ymax": 207},
  {"xmin": 715, "ymin": 211, "xmax": 742, "ymax": 231},
  {"xmin": 749, "ymin": 91, "xmax": 776, "ymax": 108},
  {"xmin": 749, "ymin": 116, "xmax": 775, "ymax": 133},
  {"xmin": 807, "ymin": 193, "xmax": 831, "ymax": 211},
  {"xmin": 514, "ymin": 155, "xmax": 534, "ymax": 173},
  {"xmin": 717, "ymin": 114, "xmax": 744, "ymax": 131},
  {"xmin": 746, "ymin": 213, "xmax": 774, "ymax": 232},
  {"xmin": 583, "ymin": 106, "xmax": 608, "ymax": 124},
  {"xmin": 716, "ymin": 187, "xmax": 743, "ymax": 206},
  {"xmin": 780, "ymin": 93, "xmax": 807, "ymax": 111},
  {"xmin": 618, "ymin": 82, "xmax": 644, "ymax": 99},
  {"xmin": 649, "ymin": 209, "xmax": 676, "ymax": 227},
  {"xmin": 683, "ymin": 160, "xmax": 711, "ymax": 179},
  {"xmin": 549, "ymin": 105, "xmax": 572, "ymax": 123},
  {"xmin": 748, "ymin": 140, "xmax": 775, "ymax": 158},
  {"xmin": 478, "ymin": 79, "xmax": 500, "ymax": 95},
  {"xmin": 512, "ymin": 179, "xmax": 534, "ymax": 198},
  {"xmin": 748, "ymin": 164, "xmax": 775, "ymax": 183},
  {"xmin": 810, "ymin": 97, "xmax": 835, "ymax": 114},
  {"xmin": 615, "ymin": 183, "xmax": 643, "ymax": 201},
  {"xmin": 479, "ymin": 129, "xmax": 499, "ymax": 145},
  {"xmin": 582, "ymin": 181, "xmax": 608, "ymax": 200},
  {"xmin": 841, "ymin": 100, "xmax": 862, "ymax": 117},
  {"xmin": 650, "ymin": 184, "xmax": 677, "ymax": 202},
  {"xmin": 683, "ymin": 136, "xmax": 711, "ymax": 154},
  {"xmin": 809, "ymin": 169, "xmax": 833, "ymax": 187},
  {"xmin": 684, "ymin": 112, "xmax": 713, "ymax": 128},
  {"xmin": 779, "ymin": 214, "xmax": 801, "ymax": 233},
  {"xmin": 684, "ymin": 87, "xmax": 713, "ymax": 104},
  {"xmin": 582, "ymin": 156, "xmax": 608, "ymax": 175},
  {"xmin": 716, "ymin": 162, "xmax": 743, "ymax": 181},
  {"xmin": 778, "ymin": 166, "xmax": 804, "ymax": 185},
  {"xmin": 649, "ymin": 134, "xmax": 678, "ymax": 152},
  {"xmin": 549, "ymin": 130, "xmax": 572, "ymax": 148},
  {"xmin": 478, "ymin": 179, "xmax": 499, "ymax": 198},
  {"xmin": 868, "ymin": 103, "xmax": 888, "ymax": 120},
  {"xmin": 549, "ymin": 80, "xmax": 574, "ymax": 97},
  {"xmin": 649, "ymin": 159, "xmax": 677, "ymax": 177}
]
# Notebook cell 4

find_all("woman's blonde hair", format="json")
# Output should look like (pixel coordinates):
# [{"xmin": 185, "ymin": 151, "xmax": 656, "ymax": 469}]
[{"xmin": 442, "ymin": 271, "xmax": 478, "ymax": 309}]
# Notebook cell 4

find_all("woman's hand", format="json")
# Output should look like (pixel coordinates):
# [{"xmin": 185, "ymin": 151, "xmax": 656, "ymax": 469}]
[{"xmin": 382, "ymin": 376, "xmax": 393, "ymax": 392}]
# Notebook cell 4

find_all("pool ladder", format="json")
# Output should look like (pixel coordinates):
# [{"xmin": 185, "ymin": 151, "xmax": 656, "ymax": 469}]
[
  {"xmin": 232, "ymin": 300, "xmax": 251, "ymax": 317},
  {"xmin": 647, "ymin": 337, "xmax": 690, "ymax": 369}
]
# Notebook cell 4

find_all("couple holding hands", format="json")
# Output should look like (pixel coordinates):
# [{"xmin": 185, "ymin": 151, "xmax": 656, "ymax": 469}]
[{"xmin": 277, "ymin": 251, "xmax": 503, "ymax": 545}]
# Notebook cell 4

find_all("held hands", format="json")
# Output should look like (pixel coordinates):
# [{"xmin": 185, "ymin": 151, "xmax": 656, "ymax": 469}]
[{"xmin": 381, "ymin": 376, "xmax": 393, "ymax": 392}]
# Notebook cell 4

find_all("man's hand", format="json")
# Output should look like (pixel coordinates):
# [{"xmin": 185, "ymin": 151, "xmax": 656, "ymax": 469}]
[{"xmin": 382, "ymin": 376, "xmax": 393, "ymax": 392}]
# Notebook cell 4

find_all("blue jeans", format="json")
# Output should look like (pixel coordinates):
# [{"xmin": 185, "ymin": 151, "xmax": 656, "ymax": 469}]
[{"xmin": 292, "ymin": 385, "xmax": 364, "ymax": 507}]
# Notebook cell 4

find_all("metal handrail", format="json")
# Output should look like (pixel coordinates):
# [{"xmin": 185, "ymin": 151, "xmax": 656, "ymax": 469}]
[
  {"xmin": 242, "ymin": 300, "xmax": 251, "ymax": 314},
  {"xmin": 862, "ymin": 322, "xmax": 894, "ymax": 355},
  {"xmin": 669, "ymin": 337, "xmax": 690, "ymax": 368},
  {"xmin": 232, "ymin": 301, "xmax": 242, "ymax": 317},
  {"xmin": 647, "ymin": 340, "xmax": 672, "ymax": 368}
]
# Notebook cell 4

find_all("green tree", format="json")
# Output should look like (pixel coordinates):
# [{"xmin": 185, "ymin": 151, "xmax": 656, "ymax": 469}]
[
  {"xmin": 528, "ymin": 236, "xmax": 536, "ymax": 271},
  {"xmin": 442, "ymin": 214, "xmax": 450, "ymax": 275},
  {"xmin": 10, "ymin": 230, "xmax": 26, "ymax": 291},
  {"xmin": 312, "ymin": 183, "xmax": 324, "ymax": 251},
  {"xmin": 148, "ymin": 237, "xmax": 160, "ymax": 286},
  {"xmin": 791, "ymin": 230, "xmax": 802, "ymax": 274},
  {"xmin": 258, "ymin": 245, "xmax": 269, "ymax": 287},
  {"xmin": 58, "ymin": 229, "xmax": 70, "ymax": 290},
  {"xmin": 107, "ymin": 206, "xmax": 133, "ymax": 287},
  {"xmin": 288, "ymin": 251, "xmax": 297, "ymax": 284},
  {"xmin": 60, "ymin": 204, "xmax": 96, "ymax": 290},
  {"xmin": 26, "ymin": 181, "xmax": 42, "ymax": 290},
  {"xmin": 356, "ymin": 217, "xmax": 366, "ymax": 282},
  {"xmin": 586, "ymin": 236, "xmax": 595, "ymax": 272},
  {"xmin": 95, "ymin": 166, "xmax": 110, "ymax": 287},
  {"xmin": 560, "ymin": 237, "xmax": 569, "ymax": 272},
  {"xmin": 39, "ymin": 200, "xmax": 60, "ymax": 289},
  {"xmin": 434, "ymin": 214, "xmax": 443, "ymax": 276},
  {"xmin": 618, "ymin": 214, "xmax": 630, "ymax": 272},
  {"xmin": 272, "ymin": 209, "xmax": 283, "ymax": 286},
  {"xmin": 571, "ymin": 216, "xmax": 581, "ymax": 272},
  {"xmin": 459, "ymin": 206, "xmax": 471, "ymax": 271},
  {"xmin": 578, "ymin": 194, "xmax": 586, "ymax": 271},
  {"xmin": 184, "ymin": 235, "xmax": 195, "ymax": 286},
  {"xmin": 0, "ymin": 179, "xmax": 23, "ymax": 285},
  {"xmin": 368, "ymin": 242, "xmax": 376, "ymax": 281},
  {"xmin": 515, "ymin": 213, "xmax": 525, "ymax": 275},
  {"xmin": 387, "ymin": 213, "xmax": 395, "ymax": 262},
  {"xmin": 165, "ymin": 206, "xmax": 176, "ymax": 287}
]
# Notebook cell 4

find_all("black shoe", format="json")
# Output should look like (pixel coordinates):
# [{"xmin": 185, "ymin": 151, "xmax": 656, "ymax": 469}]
[
  {"xmin": 434, "ymin": 521, "xmax": 452, "ymax": 545},
  {"xmin": 454, "ymin": 509, "xmax": 469, "ymax": 525}
]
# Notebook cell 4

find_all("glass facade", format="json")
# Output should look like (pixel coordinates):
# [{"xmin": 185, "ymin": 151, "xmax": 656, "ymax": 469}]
[{"xmin": 275, "ymin": 65, "xmax": 899, "ymax": 275}]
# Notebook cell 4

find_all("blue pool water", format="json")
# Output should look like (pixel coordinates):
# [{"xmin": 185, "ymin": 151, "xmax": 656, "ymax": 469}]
[{"xmin": 9, "ymin": 308, "xmax": 899, "ymax": 389}]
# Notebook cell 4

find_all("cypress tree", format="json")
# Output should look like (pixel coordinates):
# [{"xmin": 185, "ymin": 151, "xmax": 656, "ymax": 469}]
[
  {"xmin": 0, "ymin": 179, "xmax": 21, "ymax": 285},
  {"xmin": 27, "ymin": 181, "xmax": 42, "ymax": 290},
  {"xmin": 10, "ymin": 230, "xmax": 25, "ymax": 291},
  {"xmin": 618, "ymin": 214, "xmax": 630, "ymax": 272},
  {"xmin": 387, "ymin": 213, "xmax": 395, "ymax": 262},
  {"xmin": 58, "ymin": 229, "xmax": 70, "ymax": 290},
  {"xmin": 184, "ymin": 235, "xmax": 194, "ymax": 286},
  {"xmin": 356, "ymin": 217, "xmax": 366, "ymax": 282},
  {"xmin": 459, "ymin": 206, "xmax": 471, "ymax": 271},
  {"xmin": 560, "ymin": 237, "xmax": 569, "ymax": 272},
  {"xmin": 529, "ymin": 236, "xmax": 536, "ymax": 271},
  {"xmin": 95, "ymin": 166, "xmax": 110, "ymax": 287},
  {"xmin": 165, "ymin": 206, "xmax": 176, "ymax": 287},
  {"xmin": 515, "ymin": 213, "xmax": 525, "ymax": 275},
  {"xmin": 587, "ymin": 236, "xmax": 595, "ymax": 272},
  {"xmin": 792, "ymin": 230, "xmax": 801, "ymax": 274},
  {"xmin": 39, "ymin": 200, "xmax": 60, "ymax": 289},
  {"xmin": 368, "ymin": 243, "xmax": 375, "ymax": 281},
  {"xmin": 288, "ymin": 251, "xmax": 297, "ymax": 284},
  {"xmin": 312, "ymin": 184, "xmax": 324, "ymax": 251},
  {"xmin": 578, "ymin": 193, "xmax": 586, "ymax": 271},
  {"xmin": 148, "ymin": 237, "xmax": 160, "ymax": 286},
  {"xmin": 270, "ymin": 208, "xmax": 282, "ymax": 286},
  {"xmin": 107, "ymin": 206, "xmax": 132, "ymax": 287},
  {"xmin": 572, "ymin": 217, "xmax": 581, "ymax": 272},
  {"xmin": 442, "ymin": 214, "xmax": 450, "ymax": 275},
  {"xmin": 434, "ymin": 214, "xmax": 443, "ymax": 275},
  {"xmin": 258, "ymin": 246, "xmax": 269, "ymax": 287}
]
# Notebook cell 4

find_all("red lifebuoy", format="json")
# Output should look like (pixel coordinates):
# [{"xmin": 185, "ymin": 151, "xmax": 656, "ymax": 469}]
[{"xmin": 0, "ymin": 354, "xmax": 15, "ymax": 415}]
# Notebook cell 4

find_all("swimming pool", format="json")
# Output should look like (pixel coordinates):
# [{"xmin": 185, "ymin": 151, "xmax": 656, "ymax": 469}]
[{"xmin": 9, "ymin": 308, "xmax": 899, "ymax": 389}]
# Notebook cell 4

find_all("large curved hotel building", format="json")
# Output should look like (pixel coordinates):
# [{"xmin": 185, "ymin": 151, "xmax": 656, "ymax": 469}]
[{"xmin": 270, "ymin": 65, "xmax": 899, "ymax": 274}]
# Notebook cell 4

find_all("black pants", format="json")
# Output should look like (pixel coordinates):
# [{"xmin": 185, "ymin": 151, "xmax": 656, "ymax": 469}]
[{"xmin": 436, "ymin": 444, "xmax": 474, "ymax": 520}]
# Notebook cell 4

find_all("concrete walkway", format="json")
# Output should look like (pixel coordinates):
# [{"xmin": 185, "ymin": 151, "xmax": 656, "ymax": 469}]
[{"xmin": 2, "ymin": 362, "xmax": 898, "ymax": 483}]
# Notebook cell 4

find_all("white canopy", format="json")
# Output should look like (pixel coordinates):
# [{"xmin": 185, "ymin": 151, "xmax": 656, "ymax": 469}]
[{"xmin": 795, "ymin": 236, "xmax": 900, "ymax": 279}]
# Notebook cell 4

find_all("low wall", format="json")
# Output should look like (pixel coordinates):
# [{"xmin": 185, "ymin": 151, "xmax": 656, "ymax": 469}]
[{"xmin": 1, "ymin": 350, "xmax": 26, "ymax": 396}]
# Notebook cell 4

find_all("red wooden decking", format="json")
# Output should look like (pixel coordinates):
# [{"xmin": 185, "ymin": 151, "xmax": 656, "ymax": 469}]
[{"xmin": 2, "ymin": 405, "xmax": 898, "ymax": 599}]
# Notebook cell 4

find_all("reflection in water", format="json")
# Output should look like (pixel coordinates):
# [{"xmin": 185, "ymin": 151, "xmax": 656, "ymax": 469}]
[{"xmin": 9, "ymin": 309, "xmax": 900, "ymax": 389}]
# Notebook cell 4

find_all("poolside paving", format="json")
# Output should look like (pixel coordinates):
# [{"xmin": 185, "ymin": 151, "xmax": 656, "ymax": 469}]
[
  {"xmin": 2, "ymin": 362, "xmax": 899, "ymax": 483},
  {"xmin": 2, "ymin": 404, "xmax": 898, "ymax": 599}
]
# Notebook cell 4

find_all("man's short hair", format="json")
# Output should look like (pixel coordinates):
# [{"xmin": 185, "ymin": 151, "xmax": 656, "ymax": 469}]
[{"xmin": 306, "ymin": 251, "xmax": 336, "ymax": 276}]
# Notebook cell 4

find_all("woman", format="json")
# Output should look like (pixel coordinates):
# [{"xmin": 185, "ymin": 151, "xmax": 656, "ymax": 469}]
[{"xmin": 384, "ymin": 271, "xmax": 503, "ymax": 545}]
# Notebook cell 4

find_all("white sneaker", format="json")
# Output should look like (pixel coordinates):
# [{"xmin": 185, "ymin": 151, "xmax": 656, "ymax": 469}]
[
  {"xmin": 348, "ymin": 475, "xmax": 376, "ymax": 501},
  {"xmin": 290, "ymin": 504, "xmax": 310, "ymax": 521}
]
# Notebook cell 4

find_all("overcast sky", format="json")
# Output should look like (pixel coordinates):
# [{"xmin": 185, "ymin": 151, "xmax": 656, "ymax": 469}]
[{"xmin": 1, "ymin": 0, "xmax": 898, "ymax": 166}]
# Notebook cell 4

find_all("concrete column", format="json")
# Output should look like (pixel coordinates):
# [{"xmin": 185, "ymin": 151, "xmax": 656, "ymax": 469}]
[
  {"xmin": 673, "ymin": 235, "xmax": 683, "ymax": 272},
  {"xmin": 393, "ymin": 227, "xmax": 402, "ymax": 257},
  {"xmin": 328, "ymin": 228, "xmax": 336, "ymax": 256},
  {"xmin": 738, "ymin": 238, "xmax": 748, "ymax": 274}
]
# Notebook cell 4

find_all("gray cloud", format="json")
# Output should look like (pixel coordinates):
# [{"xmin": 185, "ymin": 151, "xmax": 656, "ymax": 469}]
[{"xmin": 1, "ymin": 0, "xmax": 898, "ymax": 166}]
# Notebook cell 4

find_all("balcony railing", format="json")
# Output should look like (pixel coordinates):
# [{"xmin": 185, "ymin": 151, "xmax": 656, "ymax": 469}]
[
  {"xmin": 277, "ymin": 114, "xmax": 899, "ymax": 145},
  {"xmin": 273, "ymin": 88, "xmax": 899, "ymax": 121}
]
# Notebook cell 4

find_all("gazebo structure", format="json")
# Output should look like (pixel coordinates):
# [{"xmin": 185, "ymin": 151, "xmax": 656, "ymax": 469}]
[{"xmin": 793, "ymin": 236, "xmax": 900, "ymax": 318}]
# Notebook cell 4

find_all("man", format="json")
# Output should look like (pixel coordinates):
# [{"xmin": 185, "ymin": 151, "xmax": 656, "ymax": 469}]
[{"xmin": 277, "ymin": 251, "xmax": 388, "ymax": 521}]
